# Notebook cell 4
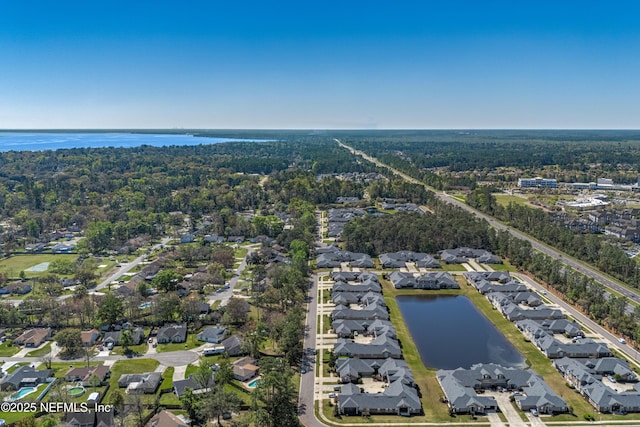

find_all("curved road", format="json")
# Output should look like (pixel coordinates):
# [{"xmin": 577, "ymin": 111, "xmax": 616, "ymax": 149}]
[{"xmin": 336, "ymin": 139, "xmax": 640, "ymax": 315}]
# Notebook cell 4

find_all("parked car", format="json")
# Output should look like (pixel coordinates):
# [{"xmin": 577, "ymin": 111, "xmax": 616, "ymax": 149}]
[
  {"xmin": 530, "ymin": 409, "xmax": 538, "ymax": 417},
  {"xmin": 328, "ymin": 393, "xmax": 337, "ymax": 398}
]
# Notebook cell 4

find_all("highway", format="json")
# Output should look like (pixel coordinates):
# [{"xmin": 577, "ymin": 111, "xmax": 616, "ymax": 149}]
[{"xmin": 336, "ymin": 138, "xmax": 640, "ymax": 315}]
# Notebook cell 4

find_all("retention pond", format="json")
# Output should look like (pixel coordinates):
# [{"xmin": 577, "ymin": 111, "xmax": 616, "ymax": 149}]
[{"xmin": 396, "ymin": 294, "xmax": 525, "ymax": 369}]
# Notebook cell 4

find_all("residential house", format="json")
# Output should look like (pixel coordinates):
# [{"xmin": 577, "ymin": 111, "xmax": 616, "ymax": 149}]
[
  {"xmin": 147, "ymin": 410, "xmax": 190, "ymax": 427},
  {"xmin": 332, "ymin": 280, "xmax": 382, "ymax": 294},
  {"xmin": 222, "ymin": 335, "xmax": 244, "ymax": 356},
  {"xmin": 336, "ymin": 358, "xmax": 375, "ymax": 383},
  {"xmin": 0, "ymin": 366, "xmax": 53, "ymax": 391},
  {"xmin": 379, "ymin": 251, "xmax": 441, "ymax": 269},
  {"xmin": 336, "ymin": 380, "xmax": 422, "ymax": 416},
  {"xmin": 65, "ymin": 365, "xmax": 110, "ymax": 385},
  {"xmin": 233, "ymin": 357, "xmax": 259, "ymax": 382},
  {"xmin": 439, "ymin": 248, "xmax": 502, "ymax": 264},
  {"xmin": 197, "ymin": 326, "xmax": 226, "ymax": 344},
  {"xmin": 102, "ymin": 327, "xmax": 144, "ymax": 347},
  {"xmin": 64, "ymin": 411, "xmax": 115, "ymax": 427},
  {"xmin": 464, "ymin": 271, "xmax": 512, "ymax": 284},
  {"xmin": 536, "ymin": 336, "xmax": 612, "ymax": 359},
  {"xmin": 331, "ymin": 304, "xmax": 389, "ymax": 321},
  {"xmin": 81, "ymin": 329, "xmax": 101, "ymax": 347},
  {"xmin": 118, "ymin": 372, "xmax": 162, "ymax": 394},
  {"xmin": 437, "ymin": 364, "xmax": 567, "ymax": 414},
  {"xmin": 173, "ymin": 374, "xmax": 214, "ymax": 398},
  {"xmin": 3, "ymin": 281, "xmax": 33, "ymax": 295},
  {"xmin": 157, "ymin": 323, "xmax": 187, "ymax": 344},
  {"xmin": 316, "ymin": 250, "xmax": 374, "ymax": 269},
  {"xmin": 333, "ymin": 335, "xmax": 402, "ymax": 359},
  {"xmin": 389, "ymin": 271, "xmax": 458, "ymax": 290},
  {"xmin": 15, "ymin": 328, "xmax": 51, "ymax": 347},
  {"xmin": 52, "ymin": 242, "xmax": 75, "ymax": 253}
]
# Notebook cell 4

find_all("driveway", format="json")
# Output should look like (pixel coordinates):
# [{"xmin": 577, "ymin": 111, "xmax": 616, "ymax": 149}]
[{"xmin": 491, "ymin": 392, "xmax": 527, "ymax": 427}]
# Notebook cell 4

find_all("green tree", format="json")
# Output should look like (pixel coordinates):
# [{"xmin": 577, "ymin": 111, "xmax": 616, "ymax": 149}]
[
  {"xmin": 55, "ymin": 328, "xmax": 82, "ymax": 356},
  {"xmin": 98, "ymin": 294, "xmax": 124, "ymax": 325},
  {"xmin": 152, "ymin": 269, "xmax": 181, "ymax": 292},
  {"xmin": 120, "ymin": 329, "xmax": 134, "ymax": 353},
  {"xmin": 203, "ymin": 387, "xmax": 242, "ymax": 426},
  {"xmin": 85, "ymin": 221, "xmax": 113, "ymax": 253}
]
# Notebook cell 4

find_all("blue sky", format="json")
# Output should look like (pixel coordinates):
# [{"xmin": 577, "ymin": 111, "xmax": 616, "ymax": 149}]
[{"xmin": 1, "ymin": 1, "xmax": 638, "ymax": 129}]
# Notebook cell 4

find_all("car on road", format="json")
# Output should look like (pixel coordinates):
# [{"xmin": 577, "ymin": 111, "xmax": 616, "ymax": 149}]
[
  {"xmin": 301, "ymin": 368, "xmax": 307, "ymax": 374},
  {"xmin": 148, "ymin": 338, "xmax": 153, "ymax": 343},
  {"xmin": 619, "ymin": 338, "xmax": 627, "ymax": 344}
]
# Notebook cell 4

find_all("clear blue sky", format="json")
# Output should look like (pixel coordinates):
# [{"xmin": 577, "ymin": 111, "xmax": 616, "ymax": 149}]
[{"xmin": 1, "ymin": 1, "xmax": 638, "ymax": 129}]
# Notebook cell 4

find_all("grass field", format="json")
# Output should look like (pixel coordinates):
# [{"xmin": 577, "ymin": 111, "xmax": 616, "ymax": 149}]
[
  {"xmin": 494, "ymin": 194, "xmax": 530, "ymax": 207},
  {"xmin": 0, "ymin": 254, "xmax": 78, "ymax": 278}
]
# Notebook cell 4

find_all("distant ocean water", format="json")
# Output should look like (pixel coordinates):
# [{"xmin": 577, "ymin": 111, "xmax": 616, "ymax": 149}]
[{"xmin": 0, "ymin": 132, "xmax": 265, "ymax": 151}]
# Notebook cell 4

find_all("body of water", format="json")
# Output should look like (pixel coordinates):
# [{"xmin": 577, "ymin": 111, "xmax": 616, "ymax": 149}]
[
  {"xmin": 0, "ymin": 132, "xmax": 266, "ymax": 151},
  {"xmin": 396, "ymin": 294, "xmax": 525, "ymax": 369}
]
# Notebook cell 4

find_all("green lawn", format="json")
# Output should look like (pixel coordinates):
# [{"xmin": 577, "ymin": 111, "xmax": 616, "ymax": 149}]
[
  {"xmin": 439, "ymin": 263, "xmax": 468, "ymax": 271},
  {"xmin": 322, "ymin": 315, "xmax": 331, "ymax": 334},
  {"xmin": 494, "ymin": 194, "xmax": 530, "ymax": 207},
  {"xmin": 235, "ymin": 247, "xmax": 249, "ymax": 259},
  {"xmin": 26, "ymin": 342, "xmax": 53, "ymax": 357},
  {"xmin": 156, "ymin": 333, "xmax": 200, "ymax": 353},
  {"xmin": 488, "ymin": 261, "xmax": 517, "ymax": 272},
  {"xmin": 109, "ymin": 342, "xmax": 149, "ymax": 355},
  {"xmin": 0, "ymin": 341, "xmax": 20, "ymax": 357},
  {"xmin": 0, "ymin": 254, "xmax": 78, "ymax": 279}
]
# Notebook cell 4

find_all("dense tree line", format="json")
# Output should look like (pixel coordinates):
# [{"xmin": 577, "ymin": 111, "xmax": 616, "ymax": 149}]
[{"xmin": 342, "ymin": 205, "xmax": 494, "ymax": 255}]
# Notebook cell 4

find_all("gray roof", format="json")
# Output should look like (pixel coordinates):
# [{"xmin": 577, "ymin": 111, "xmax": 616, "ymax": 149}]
[
  {"xmin": 536, "ymin": 336, "xmax": 612, "ymax": 359},
  {"xmin": 197, "ymin": 326, "xmax": 226, "ymax": 342},
  {"xmin": 157, "ymin": 323, "xmax": 187, "ymax": 343},
  {"xmin": 438, "ymin": 364, "xmax": 566, "ymax": 414},
  {"xmin": 463, "ymin": 271, "xmax": 512, "ymax": 284},
  {"xmin": 118, "ymin": 372, "xmax": 162, "ymax": 393},
  {"xmin": 0, "ymin": 366, "xmax": 53, "ymax": 390},
  {"xmin": 222, "ymin": 335, "xmax": 244, "ymax": 356},
  {"xmin": 334, "ymin": 335, "xmax": 402, "ymax": 359},
  {"xmin": 173, "ymin": 374, "xmax": 214, "ymax": 398},
  {"xmin": 439, "ymin": 247, "xmax": 501, "ymax": 264},
  {"xmin": 337, "ymin": 379, "xmax": 421, "ymax": 414},
  {"xmin": 379, "ymin": 251, "xmax": 441, "ymax": 268},
  {"xmin": 332, "ymin": 304, "xmax": 389, "ymax": 321},
  {"xmin": 337, "ymin": 358, "xmax": 375, "ymax": 382},
  {"xmin": 389, "ymin": 271, "xmax": 458, "ymax": 290},
  {"xmin": 317, "ymin": 251, "xmax": 374, "ymax": 268}
]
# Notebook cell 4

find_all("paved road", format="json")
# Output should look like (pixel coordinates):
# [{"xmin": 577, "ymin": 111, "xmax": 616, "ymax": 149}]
[
  {"xmin": 208, "ymin": 246, "xmax": 255, "ymax": 307},
  {"xmin": 58, "ymin": 236, "xmax": 172, "ymax": 300},
  {"xmin": 336, "ymin": 139, "xmax": 640, "ymax": 315},
  {"xmin": 298, "ymin": 273, "xmax": 326, "ymax": 427}
]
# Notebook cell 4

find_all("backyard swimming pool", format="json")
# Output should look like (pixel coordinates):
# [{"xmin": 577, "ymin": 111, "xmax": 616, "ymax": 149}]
[{"xmin": 10, "ymin": 387, "xmax": 36, "ymax": 400}]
